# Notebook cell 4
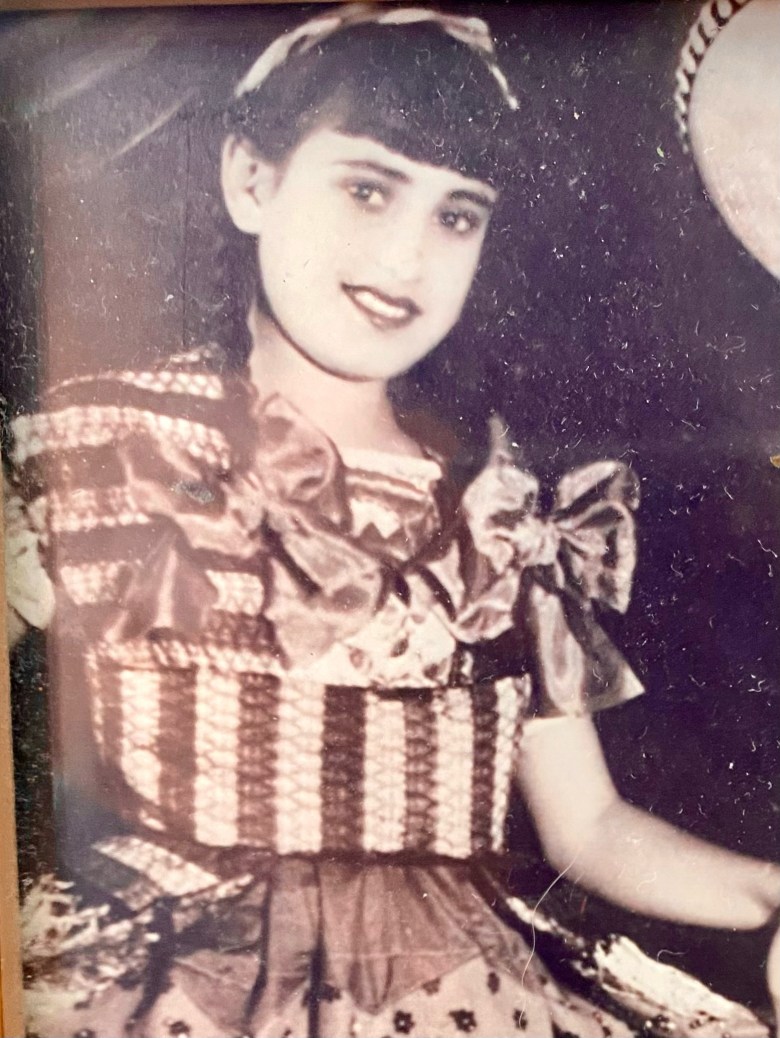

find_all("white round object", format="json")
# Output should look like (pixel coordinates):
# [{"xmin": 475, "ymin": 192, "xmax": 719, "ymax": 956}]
[{"xmin": 679, "ymin": 0, "xmax": 780, "ymax": 279}]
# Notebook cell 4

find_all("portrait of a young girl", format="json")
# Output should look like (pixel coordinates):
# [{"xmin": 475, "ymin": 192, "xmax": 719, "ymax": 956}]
[{"xmin": 2, "ymin": 3, "xmax": 779, "ymax": 1037}]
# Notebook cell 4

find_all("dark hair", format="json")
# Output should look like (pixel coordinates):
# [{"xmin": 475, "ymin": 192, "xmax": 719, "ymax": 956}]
[
  {"xmin": 207, "ymin": 16, "xmax": 521, "ymax": 479},
  {"xmin": 229, "ymin": 21, "xmax": 516, "ymax": 185}
]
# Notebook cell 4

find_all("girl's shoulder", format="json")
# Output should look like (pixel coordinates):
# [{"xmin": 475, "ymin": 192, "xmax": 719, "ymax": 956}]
[
  {"xmin": 43, "ymin": 342, "xmax": 241, "ymax": 418},
  {"xmin": 10, "ymin": 344, "xmax": 253, "ymax": 475}
]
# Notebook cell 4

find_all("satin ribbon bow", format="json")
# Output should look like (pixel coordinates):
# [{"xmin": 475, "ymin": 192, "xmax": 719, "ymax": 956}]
[
  {"xmin": 108, "ymin": 394, "xmax": 409, "ymax": 662},
  {"xmin": 109, "ymin": 397, "xmax": 642, "ymax": 713},
  {"xmin": 456, "ymin": 419, "xmax": 643, "ymax": 713}
]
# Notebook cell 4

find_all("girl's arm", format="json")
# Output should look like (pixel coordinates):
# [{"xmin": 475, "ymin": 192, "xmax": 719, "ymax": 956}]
[{"xmin": 514, "ymin": 715, "xmax": 780, "ymax": 931}]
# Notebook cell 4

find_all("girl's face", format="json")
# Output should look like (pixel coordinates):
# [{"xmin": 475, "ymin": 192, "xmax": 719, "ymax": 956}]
[{"xmin": 237, "ymin": 129, "xmax": 497, "ymax": 382}]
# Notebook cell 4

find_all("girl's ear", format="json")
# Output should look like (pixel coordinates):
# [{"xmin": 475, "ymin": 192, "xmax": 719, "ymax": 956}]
[{"xmin": 221, "ymin": 135, "xmax": 278, "ymax": 235}]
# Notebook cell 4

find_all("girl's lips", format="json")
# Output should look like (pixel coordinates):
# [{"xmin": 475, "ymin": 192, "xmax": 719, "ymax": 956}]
[{"xmin": 342, "ymin": 284, "xmax": 421, "ymax": 330}]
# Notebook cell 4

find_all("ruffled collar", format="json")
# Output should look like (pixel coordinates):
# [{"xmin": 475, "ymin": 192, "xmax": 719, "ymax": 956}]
[{"xmin": 242, "ymin": 388, "xmax": 446, "ymax": 555}]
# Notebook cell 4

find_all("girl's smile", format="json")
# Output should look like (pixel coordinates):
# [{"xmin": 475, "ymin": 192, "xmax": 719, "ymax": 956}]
[
  {"xmin": 341, "ymin": 283, "xmax": 421, "ymax": 331},
  {"xmin": 224, "ymin": 129, "xmax": 497, "ymax": 383}
]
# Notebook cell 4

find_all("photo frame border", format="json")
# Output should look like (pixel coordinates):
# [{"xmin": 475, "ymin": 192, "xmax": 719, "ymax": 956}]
[{"xmin": 1, "ymin": 1, "xmax": 778, "ymax": 1034}]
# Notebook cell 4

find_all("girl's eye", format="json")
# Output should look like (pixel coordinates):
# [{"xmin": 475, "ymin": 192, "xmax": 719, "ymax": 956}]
[
  {"xmin": 346, "ymin": 180, "xmax": 388, "ymax": 210},
  {"xmin": 439, "ymin": 209, "xmax": 483, "ymax": 236}
]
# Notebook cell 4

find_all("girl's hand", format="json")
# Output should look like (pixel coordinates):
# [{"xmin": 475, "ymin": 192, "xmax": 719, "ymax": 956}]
[
  {"xmin": 767, "ymin": 915, "xmax": 780, "ymax": 1029},
  {"xmin": 3, "ymin": 478, "xmax": 55, "ymax": 644}
]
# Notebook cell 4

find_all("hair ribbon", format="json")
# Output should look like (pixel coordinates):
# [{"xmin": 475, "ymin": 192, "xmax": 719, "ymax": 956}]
[{"xmin": 235, "ymin": 3, "xmax": 519, "ymax": 111}]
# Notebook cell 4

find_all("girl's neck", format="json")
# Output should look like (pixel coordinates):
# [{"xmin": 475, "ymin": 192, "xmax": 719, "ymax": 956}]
[{"xmin": 246, "ymin": 307, "xmax": 424, "ymax": 457}]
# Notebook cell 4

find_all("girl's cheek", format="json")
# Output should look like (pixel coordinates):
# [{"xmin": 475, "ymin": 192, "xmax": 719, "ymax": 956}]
[
  {"xmin": 344, "ymin": 223, "xmax": 385, "ymax": 265},
  {"xmin": 438, "ymin": 242, "xmax": 481, "ymax": 290}
]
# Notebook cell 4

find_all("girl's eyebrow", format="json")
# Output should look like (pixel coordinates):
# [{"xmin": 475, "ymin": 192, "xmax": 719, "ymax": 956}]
[
  {"xmin": 338, "ymin": 159, "xmax": 409, "ymax": 182},
  {"xmin": 338, "ymin": 160, "xmax": 494, "ymax": 210},
  {"xmin": 448, "ymin": 188, "xmax": 495, "ymax": 211}
]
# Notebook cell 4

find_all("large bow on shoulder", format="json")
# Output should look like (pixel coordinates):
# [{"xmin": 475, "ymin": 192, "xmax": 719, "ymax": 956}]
[
  {"xmin": 455, "ymin": 420, "xmax": 643, "ymax": 715},
  {"xmin": 105, "ymin": 394, "xmax": 391, "ymax": 662},
  {"xmin": 546, "ymin": 460, "xmax": 640, "ymax": 613}
]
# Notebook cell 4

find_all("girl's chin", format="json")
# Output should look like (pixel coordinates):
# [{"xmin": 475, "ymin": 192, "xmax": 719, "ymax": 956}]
[
  {"xmin": 297, "ymin": 350, "xmax": 393, "ymax": 384},
  {"xmin": 301, "ymin": 344, "xmax": 432, "ymax": 383},
  {"xmin": 274, "ymin": 319, "xmax": 437, "ymax": 381}
]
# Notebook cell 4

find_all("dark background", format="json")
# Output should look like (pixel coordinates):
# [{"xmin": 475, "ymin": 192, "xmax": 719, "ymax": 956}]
[{"xmin": 1, "ymin": 0, "xmax": 779, "ymax": 1015}]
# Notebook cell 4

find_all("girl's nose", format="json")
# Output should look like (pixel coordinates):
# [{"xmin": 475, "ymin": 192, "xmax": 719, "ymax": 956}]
[{"xmin": 376, "ymin": 217, "xmax": 427, "ymax": 288}]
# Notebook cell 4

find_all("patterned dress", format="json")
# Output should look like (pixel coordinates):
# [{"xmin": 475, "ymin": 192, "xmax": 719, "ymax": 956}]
[{"xmin": 9, "ymin": 346, "xmax": 768, "ymax": 1038}]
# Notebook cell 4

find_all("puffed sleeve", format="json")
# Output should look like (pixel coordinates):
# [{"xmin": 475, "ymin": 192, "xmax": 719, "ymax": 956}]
[
  {"xmin": 8, "ymin": 347, "xmax": 247, "ymax": 644},
  {"xmin": 8, "ymin": 349, "xmax": 388, "ymax": 665},
  {"xmin": 455, "ymin": 418, "xmax": 644, "ymax": 718}
]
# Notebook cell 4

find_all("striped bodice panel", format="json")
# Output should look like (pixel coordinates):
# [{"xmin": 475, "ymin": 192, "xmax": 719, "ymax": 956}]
[{"xmin": 88, "ymin": 646, "xmax": 530, "ymax": 858}]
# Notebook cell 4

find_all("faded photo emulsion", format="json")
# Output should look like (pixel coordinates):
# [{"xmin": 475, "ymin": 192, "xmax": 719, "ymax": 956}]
[{"xmin": 1, "ymin": 3, "xmax": 779, "ymax": 1036}]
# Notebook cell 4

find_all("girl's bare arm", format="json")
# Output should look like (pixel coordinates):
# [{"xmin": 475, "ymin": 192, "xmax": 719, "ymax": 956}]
[{"xmin": 514, "ymin": 714, "xmax": 780, "ymax": 931}]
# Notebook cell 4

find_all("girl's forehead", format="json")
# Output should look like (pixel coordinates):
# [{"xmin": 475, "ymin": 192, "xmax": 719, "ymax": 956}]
[{"xmin": 292, "ymin": 128, "xmax": 499, "ymax": 200}]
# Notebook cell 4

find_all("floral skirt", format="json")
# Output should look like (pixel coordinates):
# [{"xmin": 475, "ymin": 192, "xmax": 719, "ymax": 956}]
[
  {"xmin": 22, "ymin": 836, "xmax": 769, "ymax": 1038},
  {"xmin": 31, "ymin": 956, "xmax": 640, "ymax": 1038}
]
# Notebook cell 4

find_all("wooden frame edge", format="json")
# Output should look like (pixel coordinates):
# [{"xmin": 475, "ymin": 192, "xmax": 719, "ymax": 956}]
[
  {"xmin": 0, "ymin": 510, "xmax": 24, "ymax": 1038},
  {"xmin": 0, "ymin": 0, "xmax": 346, "ymax": 12}
]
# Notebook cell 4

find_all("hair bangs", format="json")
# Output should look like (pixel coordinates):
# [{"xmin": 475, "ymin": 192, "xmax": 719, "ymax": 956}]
[{"xmin": 229, "ymin": 22, "xmax": 517, "ymax": 189}]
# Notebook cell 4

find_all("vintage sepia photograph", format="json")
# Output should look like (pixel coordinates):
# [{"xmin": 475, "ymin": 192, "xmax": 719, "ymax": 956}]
[{"xmin": 1, "ymin": 1, "xmax": 779, "ymax": 1035}]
